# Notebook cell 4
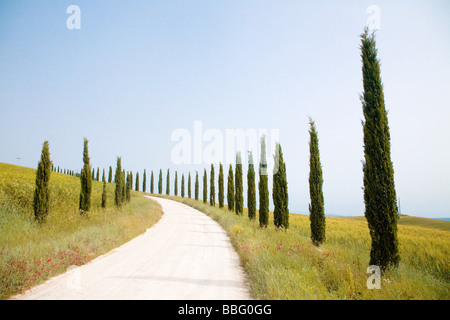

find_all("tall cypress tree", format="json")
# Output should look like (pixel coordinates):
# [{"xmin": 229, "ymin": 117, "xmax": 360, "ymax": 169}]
[
  {"xmin": 150, "ymin": 170, "xmax": 154, "ymax": 194},
  {"xmin": 108, "ymin": 166, "xmax": 112, "ymax": 183},
  {"xmin": 135, "ymin": 171, "xmax": 139, "ymax": 191},
  {"xmin": 96, "ymin": 167, "xmax": 100, "ymax": 181},
  {"xmin": 234, "ymin": 152, "xmax": 243, "ymax": 215},
  {"xmin": 33, "ymin": 140, "xmax": 51, "ymax": 222},
  {"xmin": 227, "ymin": 164, "xmax": 235, "ymax": 212},
  {"xmin": 195, "ymin": 171, "xmax": 199, "ymax": 200},
  {"xmin": 166, "ymin": 169, "xmax": 170, "ymax": 195},
  {"xmin": 143, "ymin": 169, "xmax": 146, "ymax": 193},
  {"xmin": 129, "ymin": 171, "xmax": 133, "ymax": 195},
  {"xmin": 259, "ymin": 135, "xmax": 269, "ymax": 228},
  {"xmin": 188, "ymin": 172, "xmax": 192, "ymax": 198},
  {"xmin": 210, "ymin": 164, "xmax": 215, "ymax": 206},
  {"xmin": 308, "ymin": 119, "xmax": 326, "ymax": 246},
  {"xmin": 122, "ymin": 169, "xmax": 126, "ymax": 203},
  {"xmin": 79, "ymin": 138, "xmax": 92, "ymax": 214},
  {"xmin": 361, "ymin": 28, "xmax": 399, "ymax": 270},
  {"xmin": 174, "ymin": 171, "xmax": 178, "ymax": 196},
  {"xmin": 181, "ymin": 173, "xmax": 185, "ymax": 198},
  {"xmin": 273, "ymin": 143, "xmax": 289, "ymax": 229},
  {"xmin": 218, "ymin": 163, "xmax": 224, "ymax": 208},
  {"xmin": 247, "ymin": 152, "xmax": 256, "ymax": 220},
  {"xmin": 126, "ymin": 172, "xmax": 132, "ymax": 202},
  {"xmin": 158, "ymin": 169, "xmax": 162, "ymax": 194},
  {"xmin": 114, "ymin": 157, "xmax": 124, "ymax": 207},
  {"xmin": 203, "ymin": 169, "xmax": 207, "ymax": 203},
  {"xmin": 101, "ymin": 169, "xmax": 107, "ymax": 208}
]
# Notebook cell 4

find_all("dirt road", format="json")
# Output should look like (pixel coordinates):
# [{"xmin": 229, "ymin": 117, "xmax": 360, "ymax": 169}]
[{"xmin": 12, "ymin": 196, "xmax": 251, "ymax": 300}]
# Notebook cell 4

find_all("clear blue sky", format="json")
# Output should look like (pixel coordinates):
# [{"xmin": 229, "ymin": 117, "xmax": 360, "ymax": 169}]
[{"xmin": 1, "ymin": 0, "xmax": 449, "ymax": 218}]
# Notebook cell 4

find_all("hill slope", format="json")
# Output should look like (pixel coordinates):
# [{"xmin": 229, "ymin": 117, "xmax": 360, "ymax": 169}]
[
  {"xmin": 348, "ymin": 215, "xmax": 450, "ymax": 232},
  {"xmin": 0, "ymin": 163, "xmax": 163, "ymax": 299}
]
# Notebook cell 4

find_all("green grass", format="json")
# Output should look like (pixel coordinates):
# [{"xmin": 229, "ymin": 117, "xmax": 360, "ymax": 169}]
[
  {"xmin": 155, "ymin": 194, "xmax": 450, "ymax": 300},
  {"xmin": 0, "ymin": 163, "xmax": 163, "ymax": 299}
]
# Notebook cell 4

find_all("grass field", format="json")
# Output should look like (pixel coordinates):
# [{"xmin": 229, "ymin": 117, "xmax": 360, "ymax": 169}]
[
  {"xmin": 0, "ymin": 163, "xmax": 163, "ymax": 299},
  {"xmin": 156, "ymin": 195, "xmax": 450, "ymax": 300},
  {"xmin": 1, "ymin": 161, "xmax": 448, "ymax": 300}
]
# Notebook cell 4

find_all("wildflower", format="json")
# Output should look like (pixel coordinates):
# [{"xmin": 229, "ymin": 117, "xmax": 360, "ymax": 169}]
[{"xmin": 232, "ymin": 225, "xmax": 243, "ymax": 233}]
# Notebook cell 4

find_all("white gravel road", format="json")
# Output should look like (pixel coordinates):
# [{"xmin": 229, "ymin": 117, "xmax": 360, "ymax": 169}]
[{"xmin": 12, "ymin": 196, "xmax": 251, "ymax": 300}]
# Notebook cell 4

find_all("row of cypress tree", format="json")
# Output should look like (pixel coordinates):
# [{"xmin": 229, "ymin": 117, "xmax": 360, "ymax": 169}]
[
  {"xmin": 144, "ymin": 29, "xmax": 398, "ymax": 271},
  {"xmin": 151, "ymin": 139, "xmax": 289, "ymax": 230},
  {"xmin": 32, "ymin": 137, "xmax": 140, "ymax": 222},
  {"xmin": 32, "ymin": 28, "xmax": 398, "ymax": 271}
]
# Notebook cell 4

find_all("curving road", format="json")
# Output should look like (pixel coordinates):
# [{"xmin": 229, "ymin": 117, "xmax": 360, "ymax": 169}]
[{"xmin": 12, "ymin": 196, "xmax": 251, "ymax": 300}]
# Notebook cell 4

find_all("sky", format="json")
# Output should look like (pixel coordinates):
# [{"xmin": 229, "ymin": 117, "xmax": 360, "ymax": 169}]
[{"xmin": 0, "ymin": 0, "xmax": 449, "ymax": 218}]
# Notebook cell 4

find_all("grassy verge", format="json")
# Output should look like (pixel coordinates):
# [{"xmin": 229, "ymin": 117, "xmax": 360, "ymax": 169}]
[
  {"xmin": 0, "ymin": 163, "xmax": 163, "ymax": 299},
  {"xmin": 154, "ymin": 194, "xmax": 449, "ymax": 300}
]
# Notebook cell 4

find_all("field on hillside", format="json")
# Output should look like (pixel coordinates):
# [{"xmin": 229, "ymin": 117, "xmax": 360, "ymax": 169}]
[
  {"xmin": 0, "ymin": 163, "xmax": 163, "ymax": 299},
  {"xmin": 159, "ymin": 195, "xmax": 449, "ymax": 300}
]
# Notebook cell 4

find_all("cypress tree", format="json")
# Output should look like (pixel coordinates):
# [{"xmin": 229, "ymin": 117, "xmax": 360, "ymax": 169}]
[
  {"xmin": 150, "ymin": 170, "xmax": 154, "ymax": 194},
  {"xmin": 114, "ymin": 157, "xmax": 124, "ymax": 207},
  {"xmin": 218, "ymin": 163, "xmax": 224, "ymax": 208},
  {"xmin": 203, "ymin": 169, "xmax": 207, "ymax": 203},
  {"xmin": 33, "ymin": 140, "xmax": 51, "ymax": 222},
  {"xmin": 188, "ymin": 172, "xmax": 191, "ymax": 198},
  {"xmin": 174, "ymin": 171, "xmax": 178, "ymax": 196},
  {"xmin": 158, "ymin": 169, "xmax": 162, "ymax": 194},
  {"xmin": 96, "ymin": 167, "xmax": 100, "ymax": 181},
  {"xmin": 108, "ymin": 166, "xmax": 112, "ymax": 183},
  {"xmin": 234, "ymin": 152, "xmax": 243, "ymax": 215},
  {"xmin": 181, "ymin": 174, "xmax": 185, "ymax": 198},
  {"xmin": 129, "ymin": 171, "xmax": 133, "ymax": 194},
  {"xmin": 361, "ymin": 28, "xmax": 399, "ymax": 270},
  {"xmin": 195, "ymin": 171, "xmax": 199, "ymax": 200},
  {"xmin": 101, "ymin": 169, "xmax": 107, "ymax": 208},
  {"xmin": 210, "ymin": 164, "xmax": 215, "ymax": 206},
  {"xmin": 247, "ymin": 152, "xmax": 256, "ymax": 220},
  {"xmin": 259, "ymin": 135, "xmax": 269, "ymax": 228},
  {"xmin": 126, "ymin": 172, "xmax": 132, "ymax": 202},
  {"xmin": 79, "ymin": 138, "xmax": 92, "ymax": 214},
  {"xmin": 135, "ymin": 171, "xmax": 139, "ymax": 191},
  {"xmin": 122, "ymin": 169, "xmax": 126, "ymax": 203},
  {"xmin": 92, "ymin": 168, "xmax": 95, "ymax": 180},
  {"xmin": 273, "ymin": 143, "xmax": 289, "ymax": 229},
  {"xmin": 227, "ymin": 164, "xmax": 234, "ymax": 212},
  {"xmin": 308, "ymin": 119, "xmax": 326, "ymax": 246},
  {"xmin": 142, "ymin": 170, "xmax": 146, "ymax": 193},
  {"xmin": 166, "ymin": 169, "xmax": 170, "ymax": 195}
]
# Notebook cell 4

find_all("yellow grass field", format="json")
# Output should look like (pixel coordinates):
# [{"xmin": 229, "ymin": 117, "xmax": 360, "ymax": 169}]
[
  {"xmin": 159, "ymin": 195, "xmax": 449, "ymax": 300},
  {"xmin": 0, "ymin": 163, "xmax": 163, "ymax": 299}
]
